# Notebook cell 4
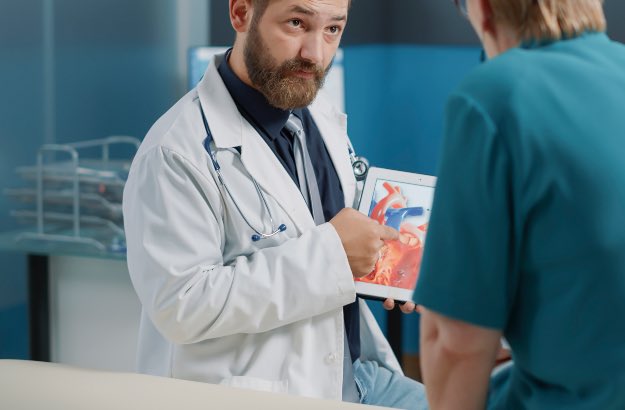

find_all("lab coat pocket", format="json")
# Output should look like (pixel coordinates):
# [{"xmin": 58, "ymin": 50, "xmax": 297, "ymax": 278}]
[{"xmin": 219, "ymin": 376, "xmax": 289, "ymax": 394}]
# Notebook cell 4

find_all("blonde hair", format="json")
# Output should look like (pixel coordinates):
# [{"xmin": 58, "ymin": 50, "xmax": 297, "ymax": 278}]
[{"xmin": 489, "ymin": 0, "xmax": 606, "ymax": 41}]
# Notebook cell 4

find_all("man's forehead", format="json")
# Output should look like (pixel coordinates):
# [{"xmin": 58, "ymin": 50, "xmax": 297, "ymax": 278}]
[{"xmin": 266, "ymin": 0, "xmax": 349, "ymax": 16}]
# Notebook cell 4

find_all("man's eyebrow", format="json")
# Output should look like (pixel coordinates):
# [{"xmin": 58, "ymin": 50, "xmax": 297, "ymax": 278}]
[{"xmin": 289, "ymin": 5, "xmax": 347, "ymax": 21}]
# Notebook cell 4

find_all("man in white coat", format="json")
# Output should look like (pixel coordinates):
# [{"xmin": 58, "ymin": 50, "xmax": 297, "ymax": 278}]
[{"xmin": 123, "ymin": 0, "xmax": 427, "ymax": 408}]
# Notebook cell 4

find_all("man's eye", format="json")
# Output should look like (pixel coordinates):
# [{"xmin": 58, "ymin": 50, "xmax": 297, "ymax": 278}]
[
  {"xmin": 289, "ymin": 19, "xmax": 302, "ymax": 27},
  {"xmin": 328, "ymin": 26, "xmax": 341, "ymax": 34}
]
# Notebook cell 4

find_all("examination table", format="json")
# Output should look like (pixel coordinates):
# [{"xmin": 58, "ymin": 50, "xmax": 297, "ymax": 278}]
[{"xmin": 0, "ymin": 360, "xmax": 392, "ymax": 409}]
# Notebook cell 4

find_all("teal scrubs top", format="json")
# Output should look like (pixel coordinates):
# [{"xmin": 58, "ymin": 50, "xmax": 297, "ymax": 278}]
[{"xmin": 416, "ymin": 32, "xmax": 625, "ymax": 409}]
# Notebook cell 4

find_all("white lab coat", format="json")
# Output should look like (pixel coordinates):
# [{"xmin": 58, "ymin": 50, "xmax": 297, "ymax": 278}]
[{"xmin": 123, "ymin": 53, "xmax": 401, "ymax": 400}]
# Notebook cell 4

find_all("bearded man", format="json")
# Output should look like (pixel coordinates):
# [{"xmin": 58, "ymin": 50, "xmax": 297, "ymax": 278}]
[{"xmin": 122, "ymin": 0, "xmax": 428, "ymax": 408}]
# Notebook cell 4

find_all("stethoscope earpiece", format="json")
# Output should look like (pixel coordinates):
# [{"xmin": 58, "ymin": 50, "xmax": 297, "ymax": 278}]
[{"xmin": 251, "ymin": 224, "xmax": 287, "ymax": 242}]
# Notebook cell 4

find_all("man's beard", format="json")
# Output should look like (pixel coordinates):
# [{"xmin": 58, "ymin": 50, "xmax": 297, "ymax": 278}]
[{"xmin": 244, "ymin": 22, "xmax": 330, "ymax": 110}]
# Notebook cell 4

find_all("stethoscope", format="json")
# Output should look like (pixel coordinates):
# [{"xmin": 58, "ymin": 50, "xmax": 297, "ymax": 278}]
[{"xmin": 200, "ymin": 105, "xmax": 369, "ymax": 242}]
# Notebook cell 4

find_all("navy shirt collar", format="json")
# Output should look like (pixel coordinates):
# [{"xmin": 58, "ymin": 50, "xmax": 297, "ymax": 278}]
[{"xmin": 218, "ymin": 49, "xmax": 298, "ymax": 140}]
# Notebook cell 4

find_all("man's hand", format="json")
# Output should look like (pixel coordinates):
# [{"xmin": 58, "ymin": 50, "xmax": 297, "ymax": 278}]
[
  {"xmin": 383, "ymin": 299, "xmax": 418, "ymax": 314},
  {"xmin": 329, "ymin": 208, "xmax": 399, "ymax": 278}
]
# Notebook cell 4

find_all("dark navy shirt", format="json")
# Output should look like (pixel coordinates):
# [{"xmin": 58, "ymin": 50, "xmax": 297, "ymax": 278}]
[{"xmin": 218, "ymin": 52, "xmax": 360, "ymax": 362}]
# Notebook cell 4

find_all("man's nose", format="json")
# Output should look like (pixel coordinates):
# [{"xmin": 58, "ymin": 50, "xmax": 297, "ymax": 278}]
[{"xmin": 299, "ymin": 32, "xmax": 324, "ymax": 67}]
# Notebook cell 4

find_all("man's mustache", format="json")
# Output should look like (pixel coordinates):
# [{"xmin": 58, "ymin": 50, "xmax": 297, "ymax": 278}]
[{"xmin": 279, "ymin": 58, "xmax": 325, "ymax": 78}]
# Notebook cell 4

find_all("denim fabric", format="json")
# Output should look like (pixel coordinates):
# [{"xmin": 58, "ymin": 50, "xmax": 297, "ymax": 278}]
[
  {"xmin": 486, "ymin": 361, "xmax": 513, "ymax": 410},
  {"xmin": 353, "ymin": 359, "xmax": 429, "ymax": 410}
]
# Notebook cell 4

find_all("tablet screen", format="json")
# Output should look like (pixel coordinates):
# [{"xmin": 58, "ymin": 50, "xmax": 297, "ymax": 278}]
[{"xmin": 356, "ymin": 168, "xmax": 436, "ymax": 302}]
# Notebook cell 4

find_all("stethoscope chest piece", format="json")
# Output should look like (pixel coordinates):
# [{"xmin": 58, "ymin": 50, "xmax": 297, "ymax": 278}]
[
  {"xmin": 352, "ymin": 156, "xmax": 369, "ymax": 182},
  {"xmin": 349, "ymin": 147, "xmax": 369, "ymax": 182}
]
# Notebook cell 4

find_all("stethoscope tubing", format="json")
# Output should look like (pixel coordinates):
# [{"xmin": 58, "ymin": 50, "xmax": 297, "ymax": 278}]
[{"xmin": 200, "ymin": 103, "xmax": 368, "ymax": 242}]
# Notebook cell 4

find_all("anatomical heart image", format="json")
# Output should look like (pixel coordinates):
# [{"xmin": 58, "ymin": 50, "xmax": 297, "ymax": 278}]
[{"xmin": 356, "ymin": 180, "xmax": 434, "ymax": 290}]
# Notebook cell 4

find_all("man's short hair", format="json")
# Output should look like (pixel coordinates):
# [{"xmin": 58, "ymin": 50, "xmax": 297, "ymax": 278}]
[
  {"xmin": 251, "ymin": 0, "xmax": 270, "ymax": 22},
  {"xmin": 250, "ymin": 0, "xmax": 351, "ymax": 25},
  {"xmin": 490, "ymin": 0, "xmax": 605, "ymax": 41}
]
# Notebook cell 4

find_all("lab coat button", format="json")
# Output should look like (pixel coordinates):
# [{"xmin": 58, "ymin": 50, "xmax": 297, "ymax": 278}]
[{"xmin": 325, "ymin": 353, "xmax": 338, "ymax": 364}]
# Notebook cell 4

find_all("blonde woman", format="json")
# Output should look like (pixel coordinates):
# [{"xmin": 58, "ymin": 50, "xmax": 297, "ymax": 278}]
[{"xmin": 415, "ymin": 0, "xmax": 625, "ymax": 409}]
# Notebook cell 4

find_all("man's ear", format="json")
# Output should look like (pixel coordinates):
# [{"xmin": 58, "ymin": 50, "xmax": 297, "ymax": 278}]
[
  {"xmin": 478, "ymin": 0, "xmax": 497, "ymax": 36},
  {"xmin": 230, "ymin": 0, "xmax": 254, "ymax": 33}
]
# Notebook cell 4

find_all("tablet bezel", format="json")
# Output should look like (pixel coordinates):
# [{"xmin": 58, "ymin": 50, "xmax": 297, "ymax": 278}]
[{"xmin": 355, "ymin": 167, "xmax": 437, "ymax": 303}]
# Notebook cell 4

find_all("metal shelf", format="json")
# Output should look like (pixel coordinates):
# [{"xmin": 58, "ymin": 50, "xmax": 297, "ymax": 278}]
[
  {"xmin": 5, "ymin": 188, "xmax": 123, "ymax": 220},
  {"xmin": 5, "ymin": 136, "xmax": 139, "ymax": 254}
]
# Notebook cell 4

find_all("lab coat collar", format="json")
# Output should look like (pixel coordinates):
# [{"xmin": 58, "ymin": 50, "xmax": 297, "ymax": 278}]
[
  {"xmin": 197, "ymin": 53, "xmax": 244, "ymax": 149},
  {"xmin": 309, "ymin": 94, "xmax": 356, "ymax": 209}
]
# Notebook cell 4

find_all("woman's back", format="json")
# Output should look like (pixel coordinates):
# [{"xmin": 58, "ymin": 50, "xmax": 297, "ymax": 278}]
[{"xmin": 469, "ymin": 32, "xmax": 625, "ymax": 408}]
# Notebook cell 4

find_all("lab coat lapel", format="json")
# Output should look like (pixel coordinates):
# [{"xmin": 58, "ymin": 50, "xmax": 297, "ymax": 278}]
[
  {"xmin": 239, "ymin": 122, "xmax": 316, "ymax": 234},
  {"xmin": 197, "ymin": 54, "xmax": 243, "ymax": 149},
  {"xmin": 310, "ymin": 100, "xmax": 356, "ymax": 208},
  {"xmin": 198, "ymin": 54, "xmax": 314, "ymax": 234}
]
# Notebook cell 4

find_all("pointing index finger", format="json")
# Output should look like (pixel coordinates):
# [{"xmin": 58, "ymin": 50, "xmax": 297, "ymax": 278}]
[{"xmin": 379, "ymin": 225, "xmax": 400, "ymax": 241}]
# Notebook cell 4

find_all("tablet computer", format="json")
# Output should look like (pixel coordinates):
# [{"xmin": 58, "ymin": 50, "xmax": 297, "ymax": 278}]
[{"xmin": 355, "ymin": 167, "xmax": 437, "ymax": 303}]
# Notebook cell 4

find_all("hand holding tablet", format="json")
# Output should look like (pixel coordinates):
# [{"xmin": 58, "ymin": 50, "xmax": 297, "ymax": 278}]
[{"xmin": 355, "ymin": 167, "xmax": 437, "ymax": 303}]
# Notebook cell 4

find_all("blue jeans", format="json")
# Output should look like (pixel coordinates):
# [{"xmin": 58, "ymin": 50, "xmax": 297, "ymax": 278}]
[
  {"xmin": 486, "ymin": 361, "xmax": 513, "ymax": 410},
  {"xmin": 353, "ymin": 359, "xmax": 429, "ymax": 410}
]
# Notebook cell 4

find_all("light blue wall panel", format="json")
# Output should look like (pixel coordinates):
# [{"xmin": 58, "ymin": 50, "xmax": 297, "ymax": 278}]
[
  {"xmin": 0, "ymin": 0, "xmax": 183, "ymax": 359},
  {"xmin": 0, "ymin": 1, "xmax": 46, "ymax": 360},
  {"xmin": 344, "ymin": 44, "xmax": 481, "ymax": 175},
  {"xmin": 53, "ymin": 0, "xmax": 179, "ymax": 144}
]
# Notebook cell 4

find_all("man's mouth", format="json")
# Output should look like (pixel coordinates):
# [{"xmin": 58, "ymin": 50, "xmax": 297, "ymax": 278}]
[{"xmin": 291, "ymin": 70, "xmax": 316, "ymax": 79}]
